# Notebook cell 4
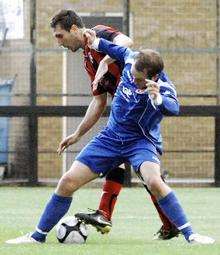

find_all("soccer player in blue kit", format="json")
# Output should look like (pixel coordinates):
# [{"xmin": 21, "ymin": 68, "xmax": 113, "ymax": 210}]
[
  {"xmin": 6, "ymin": 27, "xmax": 215, "ymax": 244},
  {"xmin": 49, "ymin": 9, "xmax": 178, "ymax": 239}
]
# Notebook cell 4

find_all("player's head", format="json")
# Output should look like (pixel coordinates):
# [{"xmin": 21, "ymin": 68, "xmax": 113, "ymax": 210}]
[
  {"xmin": 131, "ymin": 49, "xmax": 164, "ymax": 89},
  {"xmin": 51, "ymin": 9, "xmax": 86, "ymax": 52}
]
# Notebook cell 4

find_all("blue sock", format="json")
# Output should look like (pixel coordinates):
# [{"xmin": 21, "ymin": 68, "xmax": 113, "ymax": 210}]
[
  {"xmin": 158, "ymin": 191, "xmax": 193, "ymax": 241},
  {"xmin": 31, "ymin": 193, "xmax": 72, "ymax": 242}
]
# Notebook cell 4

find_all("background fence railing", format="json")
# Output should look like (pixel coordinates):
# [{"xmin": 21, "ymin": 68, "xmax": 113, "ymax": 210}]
[{"xmin": 0, "ymin": 105, "xmax": 219, "ymax": 187}]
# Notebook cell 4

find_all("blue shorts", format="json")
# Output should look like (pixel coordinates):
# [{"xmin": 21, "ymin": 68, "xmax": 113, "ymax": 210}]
[{"xmin": 76, "ymin": 128, "xmax": 160, "ymax": 175}]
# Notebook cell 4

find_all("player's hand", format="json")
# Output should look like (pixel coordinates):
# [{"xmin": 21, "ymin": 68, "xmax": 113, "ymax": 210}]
[
  {"xmin": 92, "ymin": 78, "xmax": 100, "ymax": 92},
  {"xmin": 145, "ymin": 79, "xmax": 160, "ymax": 100},
  {"xmin": 83, "ymin": 29, "xmax": 96, "ymax": 48},
  {"xmin": 92, "ymin": 60, "xmax": 109, "ymax": 92},
  {"xmin": 57, "ymin": 133, "xmax": 80, "ymax": 155}
]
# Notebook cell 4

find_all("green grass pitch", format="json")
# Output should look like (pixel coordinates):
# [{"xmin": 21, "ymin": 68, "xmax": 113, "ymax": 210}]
[{"xmin": 0, "ymin": 187, "xmax": 220, "ymax": 255}]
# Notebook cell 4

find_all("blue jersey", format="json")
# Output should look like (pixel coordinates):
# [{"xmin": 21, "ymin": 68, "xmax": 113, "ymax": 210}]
[{"xmin": 97, "ymin": 39, "xmax": 180, "ymax": 154}]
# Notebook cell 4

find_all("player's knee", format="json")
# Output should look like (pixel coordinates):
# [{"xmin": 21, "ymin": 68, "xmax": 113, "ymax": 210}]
[
  {"xmin": 146, "ymin": 175, "xmax": 163, "ymax": 193},
  {"xmin": 57, "ymin": 174, "xmax": 78, "ymax": 196}
]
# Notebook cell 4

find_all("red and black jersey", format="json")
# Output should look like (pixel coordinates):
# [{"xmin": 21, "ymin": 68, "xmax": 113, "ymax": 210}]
[{"xmin": 83, "ymin": 25, "xmax": 123, "ymax": 96}]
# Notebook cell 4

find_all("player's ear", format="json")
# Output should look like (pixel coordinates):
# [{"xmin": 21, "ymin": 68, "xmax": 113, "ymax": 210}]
[{"xmin": 151, "ymin": 74, "xmax": 158, "ymax": 81}]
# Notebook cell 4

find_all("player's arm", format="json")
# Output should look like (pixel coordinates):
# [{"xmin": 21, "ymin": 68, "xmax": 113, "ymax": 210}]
[
  {"xmin": 158, "ymin": 85, "xmax": 179, "ymax": 116},
  {"xmin": 92, "ymin": 34, "xmax": 133, "ymax": 89},
  {"xmin": 101, "ymin": 33, "xmax": 133, "ymax": 65},
  {"xmin": 74, "ymin": 93, "xmax": 107, "ymax": 137},
  {"xmin": 97, "ymin": 38, "xmax": 131, "ymax": 64},
  {"xmin": 57, "ymin": 93, "xmax": 107, "ymax": 155},
  {"xmin": 84, "ymin": 29, "xmax": 131, "ymax": 64},
  {"xmin": 146, "ymin": 79, "xmax": 179, "ymax": 116}
]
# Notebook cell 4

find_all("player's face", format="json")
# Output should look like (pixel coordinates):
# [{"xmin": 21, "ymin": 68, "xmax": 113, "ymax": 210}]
[
  {"xmin": 53, "ymin": 25, "xmax": 83, "ymax": 52},
  {"xmin": 131, "ymin": 63, "xmax": 148, "ymax": 89}
]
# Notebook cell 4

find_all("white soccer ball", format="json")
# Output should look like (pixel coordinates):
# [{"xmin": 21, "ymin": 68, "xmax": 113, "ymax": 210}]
[{"xmin": 56, "ymin": 216, "xmax": 88, "ymax": 244}]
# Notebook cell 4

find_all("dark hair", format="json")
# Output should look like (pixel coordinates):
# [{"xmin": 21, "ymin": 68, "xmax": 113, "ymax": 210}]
[
  {"xmin": 134, "ymin": 49, "xmax": 164, "ymax": 79},
  {"xmin": 50, "ymin": 10, "xmax": 84, "ymax": 31}
]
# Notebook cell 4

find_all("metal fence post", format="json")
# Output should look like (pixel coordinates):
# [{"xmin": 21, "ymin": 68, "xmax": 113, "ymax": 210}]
[
  {"xmin": 216, "ymin": 0, "xmax": 220, "ymax": 105},
  {"xmin": 215, "ymin": 0, "xmax": 220, "ymax": 187},
  {"xmin": 215, "ymin": 117, "xmax": 220, "ymax": 186},
  {"xmin": 123, "ymin": 0, "xmax": 130, "ymax": 36},
  {"xmin": 29, "ymin": 0, "xmax": 38, "ymax": 184}
]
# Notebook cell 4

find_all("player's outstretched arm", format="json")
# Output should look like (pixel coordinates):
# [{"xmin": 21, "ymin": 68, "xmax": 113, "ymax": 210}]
[
  {"xmin": 97, "ymin": 38, "xmax": 131, "ymax": 64},
  {"xmin": 84, "ymin": 29, "xmax": 131, "ymax": 65},
  {"xmin": 57, "ymin": 133, "xmax": 80, "ymax": 155},
  {"xmin": 57, "ymin": 93, "xmax": 107, "ymax": 155},
  {"xmin": 92, "ymin": 34, "xmax": 133, "ymax": 91},
  {"xmin": 100, "ymin": 33, "xmax": 133, "ymax": 65}
]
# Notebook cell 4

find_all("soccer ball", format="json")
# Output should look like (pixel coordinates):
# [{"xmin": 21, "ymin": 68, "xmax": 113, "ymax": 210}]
[{"xmin": 56, "ymin": 216, "xmax": 88, "ymax": 244}]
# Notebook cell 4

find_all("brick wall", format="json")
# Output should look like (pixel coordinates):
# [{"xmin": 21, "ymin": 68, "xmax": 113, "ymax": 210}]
[
  {"xmin": 36, "ymin": 0, "xmax": 218, "ymax": 180},
  {"xmin": 2, "ymin": 0, "xmax": 217, "ymax": 180}
]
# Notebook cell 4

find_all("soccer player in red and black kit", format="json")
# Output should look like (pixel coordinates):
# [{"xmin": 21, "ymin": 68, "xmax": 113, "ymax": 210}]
[{"xmin": 53, "ymin": 9, "xmax": 179, "ymax": 240}]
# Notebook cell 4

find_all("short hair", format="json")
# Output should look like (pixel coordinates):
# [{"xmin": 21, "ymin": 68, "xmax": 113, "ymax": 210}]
[
  {"xmin": 50, "ymin": 10, "xmax": 84, "ymax": 31},
  {"xmin": 134, "ymin": 49, "xmax": 164, "ymax": 79}
]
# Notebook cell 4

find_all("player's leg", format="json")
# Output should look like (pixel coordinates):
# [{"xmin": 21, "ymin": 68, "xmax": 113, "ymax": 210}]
[
  {"xmin": 127, "ymin": 139, "xmax": 214, "ymax": 244},
  {"xmin": 139, "ymin": 161, "xmax": 214, "ymax": 244},
  {"xmin": 6, "ymin": 131, "xmax": 121, "ymax": 244},
  {"xmin": 74, "ymin": 129, "xmax": 124, "ymax": 233},
  {"xmin": 31, "ymin": 160, "xmax": 97, "ymax": 242},
  {"xmin": 75, "ymin": 166, "xmax": 125, "ymax": 233},
  {"xmin": 149, "ymin": 190, "xmax": 180, "ymax": 240},
  {"xmin": 137, "ymin": 171, "xmax": 180, "ymax": 240},
  {"xmin": 6, "ymin": 161, "xmax": 98, "ymax": 244},
  {"xmin": 98, "ymin": 167, "xmax": 125, "ymax": 220},
  {"xmin": 80, "ymin": 161, "xmax": 179, "ymax": 238}
]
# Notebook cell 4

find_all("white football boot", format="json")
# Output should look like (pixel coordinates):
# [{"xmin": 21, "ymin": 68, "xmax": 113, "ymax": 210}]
[
  {"xmin": 5, "ymin": 233, "xmax": 41, "ymax": 244},
  {"xmin": 188, "ymin": 233, "xmax": 215, "ymax": 244}
]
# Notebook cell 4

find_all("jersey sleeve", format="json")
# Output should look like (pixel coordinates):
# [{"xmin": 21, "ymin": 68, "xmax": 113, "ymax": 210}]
[
  {"xmin": 157, "ymin": 78, "xmax": 179, "ymax": 116},
  {"xmin": 97, "ymin": 38, "xmax": 132, "ymax": 65},
  {"xmin": 93, "ymin": 25, "xmax": 121, "ymax": 42},
  {"xmin": 86, "ymin": 26, "xmax": 123, "ymax": 96}
]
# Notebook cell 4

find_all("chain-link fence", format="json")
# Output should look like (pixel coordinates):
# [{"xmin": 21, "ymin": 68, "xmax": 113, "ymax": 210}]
[{"xmin": 0, "ymin": 0, "xmax": 219, "ymax": 186}]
